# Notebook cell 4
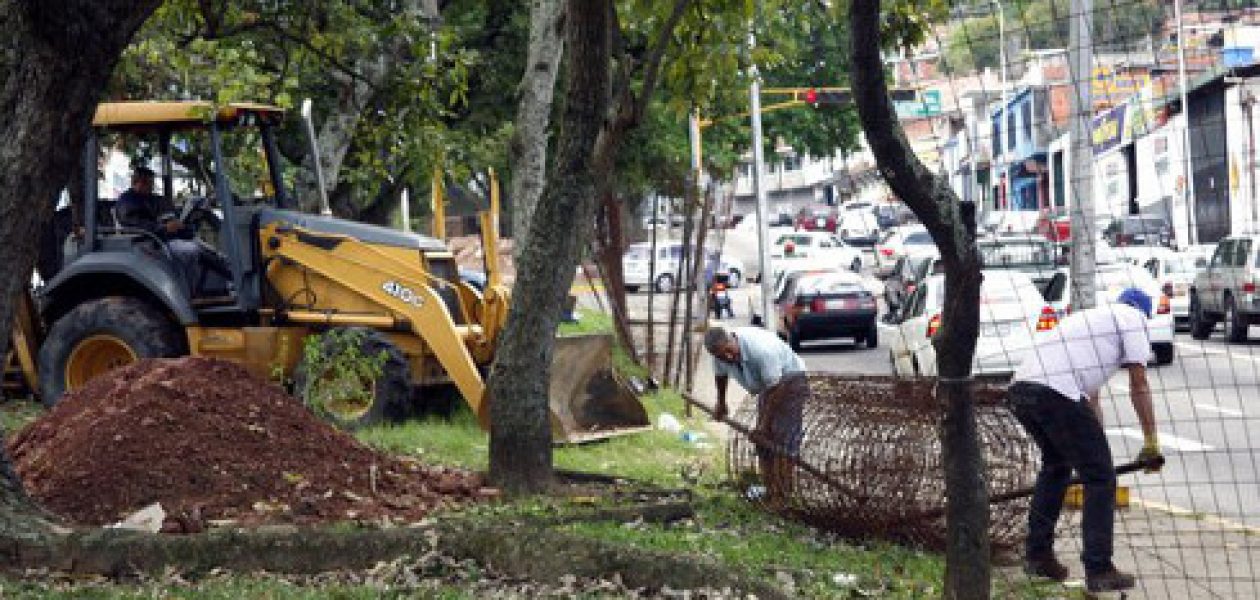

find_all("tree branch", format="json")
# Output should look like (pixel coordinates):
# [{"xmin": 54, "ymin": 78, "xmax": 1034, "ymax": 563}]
[{"xmin": 621, "ymin": 0, "xmax": 691, "ymax": 129}]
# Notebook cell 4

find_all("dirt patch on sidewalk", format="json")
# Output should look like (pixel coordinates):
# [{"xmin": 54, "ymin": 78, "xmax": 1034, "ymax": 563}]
[{"xmin": 8, "ymin": 357, "xmax": 488, "ymax": 530}]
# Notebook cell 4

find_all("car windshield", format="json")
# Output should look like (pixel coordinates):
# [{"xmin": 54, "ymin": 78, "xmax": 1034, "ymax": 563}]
[
  {"xmin": 980, "ymin": 277, "xmax": 1038, "ymax": 304},
  {"xmin": 624, "ymin": 246, "xmax": 650, "ymax": 260},
  {"xmin": 797, "ymin": 273, "xmax": 863, "ymax": 295},
  {"xmin": 1097, "ymin": 265, "xmax": 1155, "ymax": 289},
  {"xmin": 1126, "ymin": 218, "xmax": 1167, "ymax": 232},
  {"xmin": 905, "ymin": 231, "xmax": 933, "ymax": 245},
  {"xmin": 775, "ymin": 234, "xmax": 815, "ymax": 246},
  {"xmin": 1164, "ymin": 255, "xmax": 1204, "ymax": 274},
  {"xmin": 978, "ymin": 241, "xmax": 1054, "ymax": 268}
]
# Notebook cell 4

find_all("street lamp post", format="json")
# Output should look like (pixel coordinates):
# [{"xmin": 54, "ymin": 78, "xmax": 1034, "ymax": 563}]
[
  {"xmin": 748, "ymin": 28, "xmax": 776, "ymax": 331},
  {"xmin": 992, "ymin": 0, "xmax": 1008, "ymax": 217},
  {"xmin": 1174, "ymin": 0, "xmax": 1198, "ymax": 245}
]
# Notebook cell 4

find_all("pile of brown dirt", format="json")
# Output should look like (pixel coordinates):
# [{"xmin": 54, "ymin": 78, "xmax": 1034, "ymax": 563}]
[{"xmin": 8, "ymin": 357, "xmax": 490, "ymax": 529}]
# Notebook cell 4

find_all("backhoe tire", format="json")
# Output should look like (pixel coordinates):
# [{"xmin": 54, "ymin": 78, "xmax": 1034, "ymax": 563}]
[
  {"xmin": 293, "ymin": 327, "xmax": 410, "ymax": 430},
  {"xmin": 38, "ymin": 297, "xmax": 186, "ymax": 408}
]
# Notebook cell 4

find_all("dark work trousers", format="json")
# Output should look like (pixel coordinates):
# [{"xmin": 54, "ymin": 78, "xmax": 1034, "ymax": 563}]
[{"xmin": 1008, "ymin": 381, "xmax": 1117, "ymax": 575}]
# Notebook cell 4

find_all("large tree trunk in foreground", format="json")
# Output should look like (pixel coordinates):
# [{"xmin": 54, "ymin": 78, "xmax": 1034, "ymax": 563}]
[
  {"xmin": 848, "ymin": 2, "xmax": 990, "ymax": 598},
  {"xmin": 487, "ymin": 0, "xmax": 610, "ymax": 493},
  {"xmin": 507, "ymin": 0, "xmax": 565, "ymax": 255},
  {"xmin": 0, "ymin": 0, "xmax": 162, "ymax": 520}
]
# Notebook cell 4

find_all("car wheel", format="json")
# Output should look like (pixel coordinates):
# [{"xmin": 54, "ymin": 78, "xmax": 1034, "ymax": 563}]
[
  {"xmin": 911, "ymin": 357, "xmax": 921, "ymax": 377},
  {"xmin": 625, "ymin": 285, "xmax": 640, "ymax": 294},
  {"xmin": 1225, "ymin": 295, "xmax": 1249, "ymax": 343},
  {"xmin": 1153, "ymin": 342, "xmax": 1175, "ymax": 366},
  {"xmin": 1189, "ymin": 295, "xmax": 1213, "ymax": 340},
  {"xmin": 654, "ymin": 273, "xmax": 675, "ymax": 293},
  {"xmin": 850, "ymin": 257, "xmax": 862, "ymax": 273},
  {"xmin": 728, "ymin": 269, "xmax": 742, "ymax": 288},
  {"xmin": 788, "ymin": 326, "xmax": 803, "ymax": 352},
  {"xmin": 865, "ymin": 324, "xmax": 879, "ymax": 349}
]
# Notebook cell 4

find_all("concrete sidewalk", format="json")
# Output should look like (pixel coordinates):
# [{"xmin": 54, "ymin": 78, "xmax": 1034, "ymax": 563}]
[{"xmin": 993, "ymin": 492, "xmax": 1260, "ymax": 598}]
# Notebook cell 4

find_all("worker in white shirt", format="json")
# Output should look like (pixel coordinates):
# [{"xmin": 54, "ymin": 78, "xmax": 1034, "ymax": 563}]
[{"xmin": 1007, "ymin": 287, "xmax": 1163, "ymax": 593}]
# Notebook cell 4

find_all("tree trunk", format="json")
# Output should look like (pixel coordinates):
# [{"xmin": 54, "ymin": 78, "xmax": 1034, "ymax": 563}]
[
  {"xmin": 0, "ymin": 0, "xmax": 163, "ymax": 519},
  {"xmin": 507, "ymin": 0, "xmax": 565, "ymax": 256},
  {"xmin": 487, "ymin": 0, "xmax": 609, "ymax": 494},
  {"xmin": 847, "ymin": 2, "xmax": 990, "ymax": 598}
]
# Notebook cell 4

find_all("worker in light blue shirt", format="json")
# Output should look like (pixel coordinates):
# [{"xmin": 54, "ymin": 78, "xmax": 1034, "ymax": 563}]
[{"xmin": 705, "ymin": 325, "xmax": 808, "ymax": 506}]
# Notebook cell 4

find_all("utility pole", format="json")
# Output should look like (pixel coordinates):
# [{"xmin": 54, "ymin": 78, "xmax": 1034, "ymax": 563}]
[
  {"xmin": 749, "ymin": 28, "xmax": 775, "ymax": 330},
  {"xmin": 1069, "ymin": 0, "xmax": 1097, "ymax": 310},
  {"xmin": 1175, "ymin": 0, "xmax": 1198, "ymax": 245},
  {"xmin": 993, "ymin": 0, "xmax": 1008, "ymax": 218}
]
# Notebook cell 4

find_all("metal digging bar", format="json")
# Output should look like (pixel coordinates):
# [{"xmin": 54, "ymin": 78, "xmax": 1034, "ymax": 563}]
[
  {"xmin": 681, "ymin": 391, "xmax": 865, "ymax": 503},
  {"xmin": 696, "ymin": 373, "xmax": 1039, "ymax": 551}
]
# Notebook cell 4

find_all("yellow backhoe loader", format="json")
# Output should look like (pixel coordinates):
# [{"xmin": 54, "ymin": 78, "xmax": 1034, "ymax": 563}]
[{"xmin": 3, "ymin": 101, "xmax": 648, "ymax": 442}]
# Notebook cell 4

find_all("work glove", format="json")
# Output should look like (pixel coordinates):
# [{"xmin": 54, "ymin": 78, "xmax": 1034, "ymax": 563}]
[{"xmin": 1137, "ymin": 436, "xmax": 1164, "ymax": 474}]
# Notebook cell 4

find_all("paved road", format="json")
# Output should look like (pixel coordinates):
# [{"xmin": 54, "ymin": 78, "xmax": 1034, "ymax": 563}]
[{"xmin": 609, "ymin": 246, "xmax": 1260, "ymax": 530}]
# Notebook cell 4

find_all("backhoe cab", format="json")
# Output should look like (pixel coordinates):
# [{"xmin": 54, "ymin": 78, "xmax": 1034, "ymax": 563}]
[{"xmin": 8, "ymin": 101, "xmax": 649, "ymax": 441}]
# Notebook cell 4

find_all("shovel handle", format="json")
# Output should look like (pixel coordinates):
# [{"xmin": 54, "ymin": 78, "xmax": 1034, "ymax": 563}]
[{"xmin": 989, "ymin": 454, "xmax": 1166, "ymax": 505}]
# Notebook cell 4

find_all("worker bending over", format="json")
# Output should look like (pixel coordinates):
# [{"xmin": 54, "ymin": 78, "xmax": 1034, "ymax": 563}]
[
  {"xmin": 705, "ymin": 325, "xmax": 808, "ymax": 504},
  {"xmin": 1008, "ymin": 287, "xmax": 1163, "ymax": 593}
]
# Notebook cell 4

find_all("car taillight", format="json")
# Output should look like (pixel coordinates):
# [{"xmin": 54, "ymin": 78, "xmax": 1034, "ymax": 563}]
[
  {"xmin": 880, "ymin": 247, "xmax": 894, "ymax": 257},
  {"xmin": 811, "ymin": 298, "xmax": 826, "ymax": 313},
  {"xmin": 1245, "ymin": 280, "xmax": 1257, "ymax": 293},
  {"xmin": 927, "ymin": 313, "xmax": 941, "ymax": 337},
  {"xmin": 1157, "ymin": 295, "xmax": 1171, "ymax": 315},
  {"xmin": 1162, "ymin": 282, "xmax": 1174, "ymax": 297},
  {"xmin": 1036, "ymin": 306, "xmax": 1059, "ymax": 331}
]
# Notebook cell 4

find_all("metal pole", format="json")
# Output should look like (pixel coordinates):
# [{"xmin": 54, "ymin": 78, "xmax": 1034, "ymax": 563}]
[
  {"xmin": 1069, "ymin": 0, "xmax": 1097, "ymax": 311},
  {"xmin": 300, "ymin": 98, "xmax": 332, "ymax": 217},
  {"xmin": 994, "ymin": 0, "xmax": 1008, "ymax": 216},
  {"xmin": 400, "ymin": 188, "xmax": 412, "ymax": 233},
  {"xmin": 749, "ymin": 29, "xmax": 776, "ymax": 330},
  {"xmin": 1175, "ymin": 0, "xmax": 1198, "ymax": 245}
]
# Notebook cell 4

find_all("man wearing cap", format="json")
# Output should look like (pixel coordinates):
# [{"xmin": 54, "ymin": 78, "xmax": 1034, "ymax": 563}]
[
  {"xmin": 704, "ymin": 325, "xmax": 807, "ymax": 504},
  {"xmin": 1008, "ymin": 287, "xmax": 1164, "ymax": 592},
  {"xmin": 117, "ymin": 167, "xmax": 230, "ymax": 296}
]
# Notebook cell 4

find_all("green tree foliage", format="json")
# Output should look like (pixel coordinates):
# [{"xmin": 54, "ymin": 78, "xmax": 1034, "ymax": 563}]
[{"xmin": 108, "ymin": 1, "xmax": 498, "ymax": 222}]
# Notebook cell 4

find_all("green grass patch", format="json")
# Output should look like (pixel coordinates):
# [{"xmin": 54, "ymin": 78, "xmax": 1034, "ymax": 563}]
[
  {"xmin": 0, "ymin": 397, "xmax": 44, "ymax": 435},
  {"xmin": 357, "ymin": 389, "xmax": 715, "ymax": 488}
]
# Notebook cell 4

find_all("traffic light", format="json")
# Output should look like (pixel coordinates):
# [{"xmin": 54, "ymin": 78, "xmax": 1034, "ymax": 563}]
[{"xmin": 797, "ymin": 87, "xmax": 852, "ymax": 106}]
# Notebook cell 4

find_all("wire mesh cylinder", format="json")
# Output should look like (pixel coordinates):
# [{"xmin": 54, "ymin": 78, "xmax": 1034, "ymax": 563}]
[{"xmin": 727, "ymin": 373, "xmax": 1035, "ymax": 550}]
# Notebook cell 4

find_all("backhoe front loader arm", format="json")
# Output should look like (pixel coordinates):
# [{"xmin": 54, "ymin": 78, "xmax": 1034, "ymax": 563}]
[{"xmin": 260, "ymin": 223, "xmax": 491, "ymax": 424}]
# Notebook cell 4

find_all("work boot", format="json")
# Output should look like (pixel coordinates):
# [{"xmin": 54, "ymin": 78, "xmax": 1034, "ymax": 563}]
[
  {"xmin": 1023, "ymin": 555, "xmax": 1070, "ymax": 582},
  {"xmin": 1086, "ymin": 567, "xmax": 1135, "ymax": 592}
]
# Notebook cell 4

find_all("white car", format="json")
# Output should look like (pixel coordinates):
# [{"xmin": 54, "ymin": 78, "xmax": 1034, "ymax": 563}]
[
  {"xmin": 887, "ymin": 270, "xmax": 1058, "ymax": 378},
  {"xmin": 1041, "ymin": 262, "xmax": 1176, "ymax": 365},
  {"xmin": 621, "ymin": 242, "xmax": 743, "ymax": 293},
  {"xmin": 874, "ymin": 225, "xmax": 934, "ymax": 277},
  {"xmin": 770, "ymin": 231, "xmax": 866, "ymax": 272},
  {"xmin": 837, "ymin": 211, "xmax": 880, "ymax": 247},
  {"xmin": 1140, "ymin": 246, "xmax": 1212, "ymax": 329}
]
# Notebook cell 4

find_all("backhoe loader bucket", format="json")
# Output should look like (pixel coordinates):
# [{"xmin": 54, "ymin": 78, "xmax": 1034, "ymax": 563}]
[{"xmin": 548, "ymin": 333, "xmax": 651, "ymax": 444}]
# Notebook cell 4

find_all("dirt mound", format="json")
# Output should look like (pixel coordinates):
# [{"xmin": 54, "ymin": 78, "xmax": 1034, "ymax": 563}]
[{"xmin": 8, "ymin": 357, "xmax": 488, "ymax": 529}]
